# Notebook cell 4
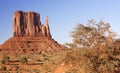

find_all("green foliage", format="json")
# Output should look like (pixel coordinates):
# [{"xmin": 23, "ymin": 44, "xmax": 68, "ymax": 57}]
[{"xmin": 20, "ymin": 57, "xmax": 28, "ymax": 64}]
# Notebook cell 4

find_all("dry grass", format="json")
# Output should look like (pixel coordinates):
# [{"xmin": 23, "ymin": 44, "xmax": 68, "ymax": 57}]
[{"xmin": 0, "ymin": 41, "xmax": 120, "ymax": 73}]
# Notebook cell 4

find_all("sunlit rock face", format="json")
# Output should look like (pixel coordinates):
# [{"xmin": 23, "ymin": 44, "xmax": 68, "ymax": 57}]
[
  {"xmin": 13, "ymin": 11, "xmax": 51, "ymax": 38},
  {"xmin": 0, "ymin": 11, "xmax": 66, "ymax": 55}
]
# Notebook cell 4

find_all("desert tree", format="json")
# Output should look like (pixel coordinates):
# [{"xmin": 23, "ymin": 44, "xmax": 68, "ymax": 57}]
[{"xmin": 68, "ymin": 19, "xmax": 116, "ymax": 49}]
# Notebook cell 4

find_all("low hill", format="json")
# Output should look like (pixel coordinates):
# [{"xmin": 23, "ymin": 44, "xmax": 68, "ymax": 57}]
[{"xmin": 0, "ymin": 37, "xmax": 65, "ymax": 55}]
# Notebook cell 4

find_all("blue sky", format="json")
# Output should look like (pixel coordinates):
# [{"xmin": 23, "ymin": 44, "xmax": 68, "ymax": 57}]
[{"xmin": 0, "ymin": 0, "xmax": 120, "ymax": 44}]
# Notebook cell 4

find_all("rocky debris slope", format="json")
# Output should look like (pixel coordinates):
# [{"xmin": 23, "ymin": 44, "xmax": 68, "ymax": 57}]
[{"xmin": 0, "ymin": 37, "xmax": 65, "ymax": 55}]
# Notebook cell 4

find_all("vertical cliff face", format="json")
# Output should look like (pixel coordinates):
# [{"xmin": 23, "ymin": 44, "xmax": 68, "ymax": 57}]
[
  {"xmin": 0, "ymin": 10, "xmax": 66, "ymax": 55},
  {"xmin": 13, "ymin": 11, "xmax": 51, "ymax": 38}
]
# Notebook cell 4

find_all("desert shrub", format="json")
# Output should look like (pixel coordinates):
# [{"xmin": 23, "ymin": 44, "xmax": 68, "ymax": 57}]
[
  {"xmin": 0, "ymin": 66, "xmax": 6, "ymax": 71},
  {"xmin": 42, "ymin": 54, "xmax": 46, "ymax": 57},
  {"xmin": 20, "ymin": 57, "xmax": 28, "ymax": 64},
  {"xmin": 36, "ymin": 50, "xmax": 42, "ymax": 54},
  {"xmin": 63, "ymin": 20, "xmax": 120, "ymax": 73},
  {"xmin": 1, "ymin": 54, "xmax": 10, "ymax": 64},
  {"xmin": 62, "ymin": 46, "xmax": 120, "ymax": 73},
  {"xmin": 1, "ymin": 59, "xmax": 6, "ymax": 64},
  {"xmin": 2, "ymin": 54, "xmax": 10, "ymax": 61}
]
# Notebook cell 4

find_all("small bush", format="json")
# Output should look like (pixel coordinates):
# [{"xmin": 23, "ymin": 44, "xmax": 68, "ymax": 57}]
[
  {"xmin": 42, "ymin": 54, "xmax": 46, "ymax": 57},
  {"xmin": 20, "ymin": 57, "xmax": 28, "ymax": 64},
  {"xmin": 2, "ymin": 54, "xmax": 10, "ymax": 61},
  {"xmin": 1, "ymin": 59, "xmax": 6, "ymax": 64},
  {"xmin": 36, "ymin": 50, "xmax": 42, "ymax": 54},
  {"xmin": 0, "ymin": 66, "xmax": 6, "ymax": 71},
  {"xmin": 1, "ymin": 54, "xmax": 10, "ymax": 64}
]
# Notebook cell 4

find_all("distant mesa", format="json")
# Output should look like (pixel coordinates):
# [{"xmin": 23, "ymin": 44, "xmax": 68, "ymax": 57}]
[
  {"xmin": 13, "ymin": 11, "xmax": 51, "ymax": 37},
  {"xmin": 0, "ymin": 11, "xmax": 66, "ymax": 55}
]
